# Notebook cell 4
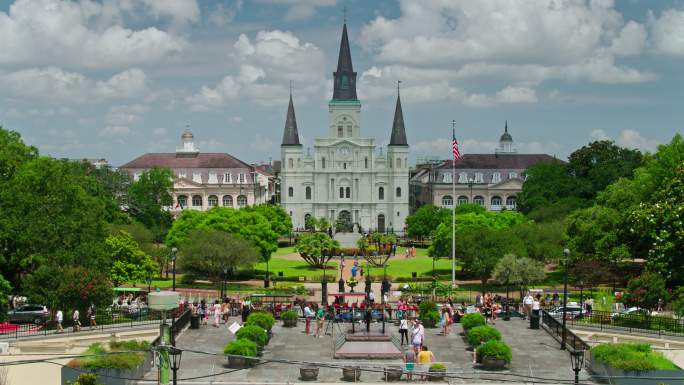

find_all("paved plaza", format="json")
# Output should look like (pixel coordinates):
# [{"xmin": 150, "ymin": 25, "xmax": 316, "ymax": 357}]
[{"xmin": 145, "ymin": 317, "xmax": 594, "ymax": 384}]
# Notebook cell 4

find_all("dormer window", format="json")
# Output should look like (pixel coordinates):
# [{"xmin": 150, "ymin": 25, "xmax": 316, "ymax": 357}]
[
  {"xmin": 443, "ymin": 173, "xmax": 452, "ymax": 183},
  {"xmin": 474, "ymin": 172, "xmax": 484, "ymax": 183},
  {"xmin": 239, "ymin": 173, "xmax": 246, "ymax": 184},
  {"xmin": 178, "ymin": 171, "xmax": 187, "ymax": 179},
  {"xmin": 458, "ymin": 172, "xmax": 468, "ymax": 183},
  {"xmin": 224, "ymin": 173, "xmax": 232, "ymax": 183},
  {"xmin": 509, "ymin": 172, "xmax": 518, "ymax": 179},
  {"xmin": 192, "ymin": 173, "xmax": 202, "ymax": 183},
  {"xmin": 208, "ymin": 172, "xmax": 218, "ymax": 184},
  {"xmin": 492, "ymin": 172, "xmax": 501, "ymax": 183}
]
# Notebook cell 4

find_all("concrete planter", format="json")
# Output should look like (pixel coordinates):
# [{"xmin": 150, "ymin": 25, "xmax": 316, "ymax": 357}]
[
  {"xmin": 61, "ymin": 351, "xmax": 152, "ymax": 385},
  {"xmin": 283, "ymin": 318, "xmax": 297, "ymax": 327},
  {"xmin": 589, "ymin": 355, "xmax": 684, "ymax": 385},
  {"xmin": 428, "ymin": 367, "xmax": 446, "ymax": 381},
  {"xmin": 299, "ymin": 365, "xmax": 319, "ymax": 381},
  {"xmin": 481, "ymin": 357, "xmax": 507, "ymax": 370},
  {"xmin": 342, "ymin": 366, "xmax": 361, "ymax": 381},
  {"xmin": 383, "ymin": 366, "xmax": 403, "ymax": 382},
  {"xmin": 227, "ymin": 356, "xmax": 255, "ymax": 369}
]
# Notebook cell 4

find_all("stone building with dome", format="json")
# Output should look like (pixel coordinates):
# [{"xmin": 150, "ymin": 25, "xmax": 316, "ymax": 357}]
[
  {"xmin": 409, "ymin": 122, "xmax": 556, "ymax": 212},
  {"xmin": 279, "ymin": 22, "xmax": 410, "ymax": 233},
  {"xmin": 120, "ymin": 128, "xmax": 273, "ymax": 213}
]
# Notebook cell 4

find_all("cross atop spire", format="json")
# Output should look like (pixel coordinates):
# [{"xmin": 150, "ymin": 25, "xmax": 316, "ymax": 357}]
[
  {"xmin": 505, "ymin": 120, "xmax": 508, "ymax": 133},
  {"xmin": 332, "ymin": 22, "xmax": 357, "ymax": 100}
]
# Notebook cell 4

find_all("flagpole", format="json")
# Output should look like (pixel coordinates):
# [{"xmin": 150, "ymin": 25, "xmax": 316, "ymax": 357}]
[{"xmin": 451, "ymin": 120, "xmax": 456, "ymax": 288}]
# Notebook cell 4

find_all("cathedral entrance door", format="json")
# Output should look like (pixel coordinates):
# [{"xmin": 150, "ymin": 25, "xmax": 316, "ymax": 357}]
[
  {"xmin": 337, "ymin": 210, "xmax": 352, "ymax": 233},
  {"xmin": 377, "ymin": 214, "xmax": 386, "ymax": 233}
]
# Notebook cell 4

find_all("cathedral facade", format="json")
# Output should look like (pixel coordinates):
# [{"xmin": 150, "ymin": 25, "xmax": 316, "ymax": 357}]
[{"xmin": 280, "ymin": 23, "xmax": 409, "ymax": 234}]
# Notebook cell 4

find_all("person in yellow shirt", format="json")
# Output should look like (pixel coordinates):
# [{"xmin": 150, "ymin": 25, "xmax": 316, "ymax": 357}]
[{"xmin": 417, "ymin": 345, "xmax": 436, "ymax": 380}]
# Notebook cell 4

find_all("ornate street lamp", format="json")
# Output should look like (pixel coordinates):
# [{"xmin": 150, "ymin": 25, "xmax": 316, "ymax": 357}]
[
  {"xmin": 222, "ymin": 267, "xmax": 228, "ymax": 299},
  {"xmin": 168, "ymin": 346, "xmax": 183, "ymax": 385},
  {"xmin": 561, "ymin": 248, "xmax": 570, "ymax": 350},
  {"xmin": 570, "ymin": 349, "xmax": 585, "ymax": 385}
]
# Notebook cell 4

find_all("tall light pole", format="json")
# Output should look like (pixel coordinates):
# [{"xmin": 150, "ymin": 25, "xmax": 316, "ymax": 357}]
[
  {"xmin": 561, "ymin": 248, "xmax": 570, "ymax": 350},
  {"xmin": 171, "ymin": 247, "xmax": 178, "ymax": 292},
  {"xmin": 170, "ymin": 245, "xmax": 178, "ymax": 385},
  {"xmin": 468, "ymin": 177, "xmax": 474, "ymax": 203}
]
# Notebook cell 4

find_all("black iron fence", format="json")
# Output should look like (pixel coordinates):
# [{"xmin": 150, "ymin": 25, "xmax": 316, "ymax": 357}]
[
  {"xmin": 0, "ymin": 307, "xmax": 184, "ymax": 340},
  {"xmin": 569, "ymin": 310, "xmax": 684, "ymax": 337},
  {"xmin": 541, "ymin": 310, "xmax": 591, "ymax": 352}
]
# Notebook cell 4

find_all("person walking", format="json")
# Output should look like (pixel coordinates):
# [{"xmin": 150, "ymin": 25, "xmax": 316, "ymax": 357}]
[
  {"xmin": 315, "ymin": 304, "xmax": 325, "ymax": 338},
  {"xmin": 72, "ymin": 309, "xmax": 80, "ymax": 332},
  {"xmin": 213, "ymin": 300, "xmax": 221, "ymax": 328},
  {"xmin": 532, "ymin": 295, "xmax": 541, "ymax": 318},
  {"xmin": 411, "ymin": 320, "xmax": 424, "ymax": 353},
  {"xmin": 303, "ymin": 303, "xmax": 314, "ymax": 335},
  {"xmin": 404, "ymin": 347, "xmax": 416, "ymax": 380},
  {"xmin": 87, "ymin": 303, "xmax": 96, "ymax": 330},
  {"xmin": 523, "ymin": 292, "xmax": 534, "ymax": 320},
  {"xmin": 56, "ymin": 310, "xmax": 64, "ymax": 333},
  {"xmin": 399, "ymin": 315, "xmax": 409, "ymax": 345}
]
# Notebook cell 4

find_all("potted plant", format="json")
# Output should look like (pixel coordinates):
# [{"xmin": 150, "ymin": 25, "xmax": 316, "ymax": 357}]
[
  {"xmin": 466, "ymin": 325, "xmax": 501, "ymax": 348},
  {"xmin": 421, "ymin": 310, "xmax": 441, "ymax": 328},
  {"xmin": 246, "ymin": 311, "xmax": 276, "ymax": 331},
  {"xmin": 476, "ymin": 340, "xmax": 512, "ymax": 370},
  {"xmin": 300, "ymin": 365, "xmax": 319, "ymax": 381},
  {"xmin": 346, "ymin": 277, "xmax": 358, "ymax": 292},
  {"xmin": 224, "ymin": 339, "xmax": 257, "ymax": 368},
  {"xmin": 383, "ymin": 365, "xmax": 403, "ymax": 382},
  {"xmin": 235, "ymin": 325, "xmax": 269, "ymax": 352},
  {"xmin": 342, "ymin": 365, "xmax": 361, "ymax": 381},
  {"xmin": 460, "ymin": 313, "xmax": 486, "ymax": 334},
  {"xmin": 63, "ymin": 340, "xmax": 152, "ymax": 385},
  {"xmin": 428, "ymin": 363, "xmax": 446, "ymax": 381},
  {"xmin": 589, "ymin": 343, "xmax": 683, "ymax": 385},
  {"xmin": 281, "ymin": 309, "xmax": 298, "ymax": 327}
]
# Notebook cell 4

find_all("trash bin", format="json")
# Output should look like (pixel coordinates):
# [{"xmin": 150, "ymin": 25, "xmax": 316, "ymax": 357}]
[
  {"xmin": 530, "ymin": 314, "xmax": 540, "ymax": 329},
  {"xmin": 190, "ymin": 314, "xmax": 200, "ymax": 329}
]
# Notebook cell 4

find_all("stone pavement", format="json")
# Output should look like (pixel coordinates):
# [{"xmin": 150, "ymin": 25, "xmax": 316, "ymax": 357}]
[{"xmin": 143, "ymin": 316, "xmax": 595, "ymax": 384}]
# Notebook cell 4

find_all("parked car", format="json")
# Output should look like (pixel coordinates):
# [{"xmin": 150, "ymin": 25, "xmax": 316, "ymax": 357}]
[
  {"xmin": 7, "ymin": 304, "xmax": 49, "ymax": 325},
  {"xmin": 547, "ymin": 305, "xmax": 584, "ymax": 319},
  {"xmin": 611, "ymin": 307, "xmax": 653, "ymax": 318}
]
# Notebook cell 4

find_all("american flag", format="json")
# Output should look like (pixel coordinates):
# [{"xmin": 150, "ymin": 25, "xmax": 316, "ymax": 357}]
[{"xmin": 452, "ymin": 127, "xmax": 461, "ymax": 161}]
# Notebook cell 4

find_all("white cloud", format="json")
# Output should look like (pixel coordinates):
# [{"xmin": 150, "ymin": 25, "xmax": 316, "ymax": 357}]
[
  {"xmin": 249, "ymin": 134, "xmax": 275, "ymax": 152},
  {"xmin": 209, "ymin": 1, "xmax": 242, "ymax": 26},
  {"xmin": 104, "ymin": 104, "xmax": 148, "ymax": 127},
  {"xmin": 256, "ymin": 0, "xmax": 336, "ymax": 21},
  {"xmin": 590, "ymin": 129, "xmax": 611, "ymax": 141},
  {"xmin": 0, "ymin": 0, "xmax": 185, "ymax": 69},
  {"xmin": 358, "ymin": 0, "xmax": 654, "ymax": 102},
  {"xmin": 153, "ymin": 127, "xmax": 167, "ymax": 136},
  {"xmin": 187, "ymin": 30, "xmax": 326, "ymax": 110},
  {"xmin": 0, "ymin": 67, "xmax": 148, "ymax": 104},
  {"xmin": 649, "ymin": 8, "xmax": 684, "ymax": 56},
  {"xmin": 617, "ymin": 129, "xmax": 659, "ymax": 153},
  {"xmin": 140, "ymin": 0, "xmax": 200, "ymax": 26},
  {"xmin": 99, "ymin": 125, "xmax": 131, "ymax": 137},
  {"xmin": 495, "ymin": 86, "xmax": 537, "ymax": 104}
]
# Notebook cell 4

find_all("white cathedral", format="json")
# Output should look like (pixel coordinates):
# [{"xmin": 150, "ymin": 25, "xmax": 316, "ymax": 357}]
[{"xmin": 280, "ymin": 22, "xmax": 410, "ymax": 234}]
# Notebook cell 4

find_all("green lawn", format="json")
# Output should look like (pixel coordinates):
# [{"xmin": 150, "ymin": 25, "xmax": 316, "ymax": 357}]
[
  {"xmin": 255, "ymin": 258, "xmax": 337, "ymax": 280},
  {"xmin": 364, "ymin": 255, "xmax": 456, "ymax": 279},
  {"xmin": 273, "ymin": 246, "xmax": 296, "ymax": 256}
]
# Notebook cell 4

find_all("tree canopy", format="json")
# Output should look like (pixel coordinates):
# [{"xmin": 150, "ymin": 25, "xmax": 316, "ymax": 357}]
[
  {"xmin": 295, "ymin": 232, "xmax": 339, "ymax": 268},
  {"xmin": 492, "ymin": 254, "xmax": 545, "ymax": 295},
  {"xmin": 126, "ymin": 167, "xmax": 174, "ymax": 241},
  {"xmin": 405, "ymin": 204, "xmax": 450, "ymax": 238},
  {"xmin": 105, "ymin": 231, "xmax": 158, "ymax": 286}
]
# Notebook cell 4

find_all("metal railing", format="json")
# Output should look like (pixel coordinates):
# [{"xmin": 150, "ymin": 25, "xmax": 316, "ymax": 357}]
[
  {"xmin": 568, "ymin": 310, "xmax": 684, "ymax": 337},
  {"xmin": 541, "ymin": 310, "xmax": 591, "ymax": 352},
  {"xmin": 0, "ymin": 307, "xmax": 184, "ymax": 340}
]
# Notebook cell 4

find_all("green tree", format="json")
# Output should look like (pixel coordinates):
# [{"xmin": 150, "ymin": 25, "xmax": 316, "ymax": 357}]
[
  {"xmin": 0, "ymin": 127, "xmax": 38, "ymax": 181},
  {"xmin": 105, "ymin": 231, "xmax": 158, "ymax": 286},
  {"xmin": 178, "ymin": 229, "xmax": 260, "ymax": 284},
  {"xmin": 405, "ymin": 204, "xmax": 450, "ymax": 239},
  {"xmin": 672, "ymin": 287, "xmax": 684, "ymax": 318},
  {"xmin": 566, "ymin": 205, "xmax": 629, "ymax": 264},
  {"xmin": 295, "ymin": 232, "xmax": 340, "ymax": 268},
  {"xmin": 624, "ymin": 272, "xmax": 669, "ymax": 311},
  {"xmin": 24, "ymin": 265, "xmax": 112, "ymax": 313},
  {"xmin": 0, "ymin": 273, "xmax": 11, "ymax": 322},
  {"xmin": 127, "ymin": 167, "xmax": 174, "ymax": 241},
  {"xmin": 517, "ymin": 159, "xmax": 580, "ymax": 216},
  {"xmin": 492, "ymin": 254, "xmax": 545, "ymax": 297},
  {"xmin": 457, "ymin": 227, "xmax": 527, "ymax": 287},
  {"xmin": 245, "ymin": 204, "xmax": 292, "ymax": 236},
  {"xmin": 512, "ymin": 221, "xmax": 565, "ymax": 262}
]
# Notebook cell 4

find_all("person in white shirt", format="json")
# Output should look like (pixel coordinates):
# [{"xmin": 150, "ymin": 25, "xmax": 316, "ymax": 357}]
[
  {"xmin": 523, "ymin": 293, "xmax": 534, "ymax": 320},
  {"xmin": 56, "ymin": 310, "xmax": 64, "ymax": 333},
  {"xmin": 411, "ymin": 320, "xmax": 425, "ymax": 354},
  {"xmin": 399, "ymin": 316, "xmax": 409, "ymax": 345},
  {"xmin": 532, "ymin": 295, "xmax": 541, "ymax": 317},
  {"xmin": 303, "ymin": 303, "xmax": 314, "ymax": 335}
]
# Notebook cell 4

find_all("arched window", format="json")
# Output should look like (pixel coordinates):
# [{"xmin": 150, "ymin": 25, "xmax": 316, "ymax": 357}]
[
  {"xmin": 322, "ymin": 157, "xmax": 326, "ymax": 169},
  {"xmin": 305, "ymin": 186, "xmax": 311, "ymax": 200},
  {"xmin": 177, "ymin": 195, "xmax": 187, "ymax": 208},
  {"xmin": 506, "ymin": 196, "xmax": 517, "ymax": 208},
  {"xmin": 441, "ymin": 195, "xmax": 453, "ymax": 208},
  {"xmin": 396, "ymin": 187, "xmax": 402, "ymax": 198},
  {"xmin": 396, "ymin": 158, "xmax": 401, "ymax": 168},
  {"xmin": 377, "ymin": 214, "xmax": 386, "ymax": 233},
  {"xmin": 208, "ymin": 195, "xmax": 218, "ymax": 207},
  {"xmin": 457, "ymin": 196, "xmax": 469, "ymax": 205},
  {"xmin": 339, "ymin": 187, "xmax": 344, "ymax": 198},
  {"xmin": 338, "ymin": 126, "xmax": 343, "ymax": 137},
  {"xmin": 288, "ymin": 187, "xmax": 293, "ymax": 197},
  {"xmin": 364, "ymin": 157, "xmax": 368, "ymax": 168},
  {"xmin": 378, "ymin": 187, "xmax": 384, "ymax": 200},
  {"xmin": 288, "ymin": 158, "xmax": 293, "ymax": 168},
  {"xmin": 347, "ymin": 125, "xmax": 352, "ymax": 137},
  {"xmin": 345, "ymin": 187, "xmax": 351, "ymax": 198},
  {"xmin": 491, "ymin": 196, "xmax": 502, "ymax": 206},
  {"xmin": 222, "ymin": 195, "xmax": 233, "ymax": 207},
  {"xmin": 192, "ymin": 195, "xmax": 202, "ymax": 207},
  {"xmin": 237, "ymin": 195, "xmax": 248, "ymax": 207},
  {"xmin": 474, "ymin": 196, "xmax": 485, "ymax": 206}
]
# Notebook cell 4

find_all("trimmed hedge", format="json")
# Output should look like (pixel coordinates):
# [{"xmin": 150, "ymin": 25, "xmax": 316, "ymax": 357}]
[
  {"xmin": 460, "ymin": 313, "xmax": 486, "ymax": 330},
  {"xmin": 224, "ymin": 339, "xmax": 257, "ymax": 357},
  {"xmin": 235, "ymin": 325, "xmax": 268, "ymax": 346},
  {"xmin": 467, "ymin": 325, "xmax": 502, "ymax": 347},
  {"xmin": 476, "ymin": 340, "xmax": 512, "ymax": 363},
  {"xmin": 280, "ymin": 309, "xmax": 298, "ymax": 321},
  {"xmin": 69, "ymin": 340, "xmax": 150, "ymax": 370},
  {"xmin": 246, "ymin": 311, "xmax": 275, "ymax": 331},
  {"xmin": 591, "ymin": 343, "xmax": 678, "ymax": 371}
]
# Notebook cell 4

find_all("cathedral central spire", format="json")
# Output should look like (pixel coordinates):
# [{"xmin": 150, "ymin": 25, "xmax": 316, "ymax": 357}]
[
  {"xmin": 281, "ymin": 90, "xmax": 301, "ymax": 146},
  {"xmin": 332, "ymin": 22, "xmax": 357, "ymax": 101},
  {"xmin": 389, "ymin": 81, "xmax": 408, "ymax": 146}
]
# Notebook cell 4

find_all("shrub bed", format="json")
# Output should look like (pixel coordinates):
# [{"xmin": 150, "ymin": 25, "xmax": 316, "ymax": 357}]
[
  {"xmin": 460, "ymin": 313, "xmax": 486, "ymax": 330},
  {"xmin": 467, "ymin": 325, "xmax": 501, "ymax": 347},
  {"xmin": 246, "ymin": 311, "xmax": 275, "ymax": 331},
  {"xmin": 591, "ymin": 343, "xmax": 678, "ymax": 371},
  {"xmin": 476, "ymin": 340, "xmax": 512, "ymax": 364},
  {"xmin": 224, "ymin": 339, "xmax": 257, "ymax": 357},
  {"xmin": 68, "ymin": 340, "xmax": 150, "ymax": 370},
  {"xmin": 235, "ymin": 325, "xmax": 268, "ymax": 346}
]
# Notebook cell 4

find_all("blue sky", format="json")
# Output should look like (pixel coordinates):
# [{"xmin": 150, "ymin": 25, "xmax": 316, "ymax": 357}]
[{"xmin": 0, "ymin": 0, "xmax": 682, "ymax": 166}]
